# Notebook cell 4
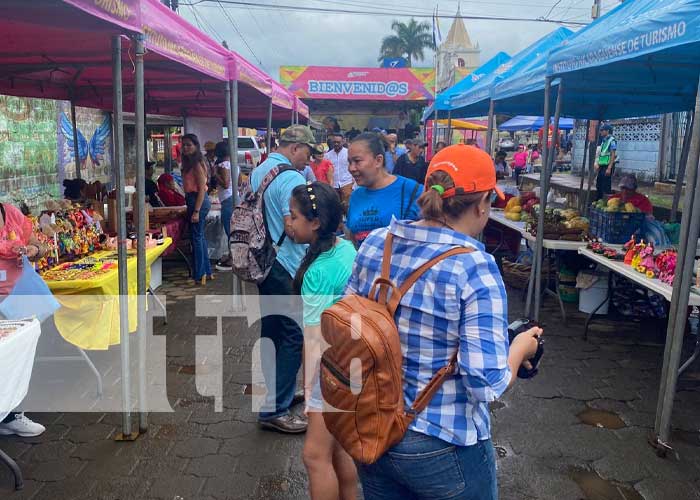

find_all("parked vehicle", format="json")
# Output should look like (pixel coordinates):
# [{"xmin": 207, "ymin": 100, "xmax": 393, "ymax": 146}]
[
  {"xmin": 236, "ymin": 136, "xmax": 261, "ymax": 174},
  {"xmin": 498, "ymin": 137, "xmax": 515, "ymax": 152}
]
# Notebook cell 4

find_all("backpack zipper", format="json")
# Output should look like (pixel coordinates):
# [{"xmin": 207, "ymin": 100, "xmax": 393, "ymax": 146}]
[{"xmin": 321, "ymin": 357, "xmax": 351, "ymax": 387}]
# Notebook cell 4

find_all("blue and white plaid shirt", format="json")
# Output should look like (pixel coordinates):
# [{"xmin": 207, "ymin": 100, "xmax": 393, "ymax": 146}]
[{"xmin": 346, "ymin": 218, "xmax": 512, "ymax": 446}]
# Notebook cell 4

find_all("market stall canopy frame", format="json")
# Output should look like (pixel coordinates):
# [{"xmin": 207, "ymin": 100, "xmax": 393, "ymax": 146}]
[{"xmin": 547, "ymin": 0, "xmax": 700, "ymax": 119}]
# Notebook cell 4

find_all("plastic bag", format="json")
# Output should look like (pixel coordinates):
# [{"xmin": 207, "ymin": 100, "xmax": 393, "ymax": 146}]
[
  {"xmin": 641, "ymin": 218, "xmax": 670, "ymax": 247},
  {"xmin": 0, "ymin": 255, "xmax": 60, "ymax": 322}
]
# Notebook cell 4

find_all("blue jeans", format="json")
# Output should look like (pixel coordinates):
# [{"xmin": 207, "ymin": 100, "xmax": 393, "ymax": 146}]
[
  {"xmin": 220, "ymin": 195, "xmax": 234, "ymax": 242},
  {"xmin": 186, "ymin": 192, "xmax": 212, "ymax": 280},
  {"xmin": 256, "ymin": 260, "xmax": 303, "ymax": 420},
  {"xmin": 357, "ymin": 431, "xmax": 497, "ymax": 500}
]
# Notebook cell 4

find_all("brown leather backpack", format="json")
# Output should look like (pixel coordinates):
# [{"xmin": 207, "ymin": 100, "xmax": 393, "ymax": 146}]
[{"xmin": 319, "ymin": 232, "xmax": 472, "ymax": 464}]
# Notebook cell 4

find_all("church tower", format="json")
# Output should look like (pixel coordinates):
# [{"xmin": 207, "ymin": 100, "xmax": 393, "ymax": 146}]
[{"xmin": 437, "ymin": 4, "xmax": 481, "ymax": 91}]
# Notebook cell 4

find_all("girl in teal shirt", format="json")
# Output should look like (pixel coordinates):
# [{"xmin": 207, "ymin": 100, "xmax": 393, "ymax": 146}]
[{"xmin": 289, "ymin": 181, "xmax": 358, "ymax": 500}]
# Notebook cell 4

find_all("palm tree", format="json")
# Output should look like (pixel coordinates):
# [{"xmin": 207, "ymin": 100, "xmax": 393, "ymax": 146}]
[{"xmin": 379, "ymin": 18, "xmax": 434, "ymax": 67}]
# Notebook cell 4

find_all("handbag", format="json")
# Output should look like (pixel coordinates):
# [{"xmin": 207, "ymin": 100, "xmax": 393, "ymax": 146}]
[{"xmin": 0, "ymin": 255, "xmax": 60, "ymax": 322}]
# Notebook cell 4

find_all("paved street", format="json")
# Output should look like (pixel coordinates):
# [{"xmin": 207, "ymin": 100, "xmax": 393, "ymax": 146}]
[{"xmin": 2, "ymin": 262, "xmax": 700, "ymax": 499}]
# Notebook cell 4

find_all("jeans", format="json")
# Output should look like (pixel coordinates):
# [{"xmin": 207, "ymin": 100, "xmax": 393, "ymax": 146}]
[
  {"xmin": 220, "ymin": 196, "xmax": 234, "ymax": 242},
  {"xmin": 257, "ymin": 260, "xmax": 303, "ymax": 420},
  {"xmin": 357, "ymin": 431, "xmax": 497, "ymax": 500},
  {"xmin": 186, "ymin": 192, "xmax": 212, "ymax": 280}
]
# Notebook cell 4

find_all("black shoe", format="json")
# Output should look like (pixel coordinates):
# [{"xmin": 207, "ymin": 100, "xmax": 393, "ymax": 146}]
[
  {"xmin": 259, "ymin": 414, "xmax": 307, "ymax": 434},
  {"xmin": 291, "ymin": 390, "xmax": 305, "ymax": 407}
]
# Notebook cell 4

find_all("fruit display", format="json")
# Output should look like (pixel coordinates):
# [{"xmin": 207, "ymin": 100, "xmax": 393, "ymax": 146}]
[
  {"xmin": 593, "ymin": 197, "xmax": 640, "ymax": 213},
  {"xmin": 504, "ymin": 197, "xmax": 524, "ymax": 221},
  {"xmin": 528, "ymin": 207, "xmax": 588, "ymax": 241},
  {"xmin": 498, "ymin": 192, "xmax": 540, "ymax": 222}
]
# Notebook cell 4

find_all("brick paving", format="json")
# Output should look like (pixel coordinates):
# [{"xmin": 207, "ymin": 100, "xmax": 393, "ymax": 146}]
[{"xmin": 1, "ymin": 261, "xmax": 700, "ymax": 499}]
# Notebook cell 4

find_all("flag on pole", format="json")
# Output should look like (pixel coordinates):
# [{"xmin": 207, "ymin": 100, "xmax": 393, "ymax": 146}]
[{"xmin": 432, "ymin": 6, "xmax": 443, "ymax": 47}]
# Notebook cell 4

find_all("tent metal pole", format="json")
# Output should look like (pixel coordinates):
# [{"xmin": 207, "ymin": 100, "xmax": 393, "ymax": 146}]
[
  {"xmin": 485, "ymin": 100, "xmax": 495, "ymax": 155},
  {"xmin": 526, "ymin": 77, "xmax": 552, "ymax": 317},
  {"xmin": 432, "ymin": 110, "xmax": 439, "ymax": 152},
  {"xmin": 577, "ymin": 120, "xmax": 590, "ymax": 213},
  {"xmin": 228, "ymin": 80, "xmax": 245, "ymax": 312},
  {"xmin": 112, "ymin": 35, "xmax": 132, "ymax": 440},
  {"xmin": 654, "ymin": 76, "xmax": 700, "ymax": 450},
  {"xmin": 583, "ymin": 121, "xmax": 601, "ymax": 216},
  {"xmin": 671, "ymin": 110, "xmax": 694, "ymax": 222},
  {"xmin": 446, "ymin": 110, "xmax": 453, "ymax": 145},
  {"xmin": 164, "ymin": 127, "xmax": 172, "ymax": 173},
  {"xmin": 266, "ymin": 97, "xmax": 273, "ymax": 152},
  {"xmin": 133, "ymin": 34, "xmax": 148, "ymax": 434},
  {"xmin": 70, "ymin": 99, "xmax": 81, "ymax": 179},
  {"xmin": 534, "ymin": 79, "xmax": 562, "ymax": 322}
]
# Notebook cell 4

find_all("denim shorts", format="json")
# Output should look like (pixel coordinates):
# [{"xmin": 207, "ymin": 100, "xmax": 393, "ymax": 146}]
[{"xmin": 357, "ymin": 431, "xmax": 497, "ymax": 500}]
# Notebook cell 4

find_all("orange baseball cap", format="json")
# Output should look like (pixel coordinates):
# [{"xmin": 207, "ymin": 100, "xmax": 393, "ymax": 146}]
[{"xmin": 425, "ymin": 144, "xmax": 505, "ymax": 200}]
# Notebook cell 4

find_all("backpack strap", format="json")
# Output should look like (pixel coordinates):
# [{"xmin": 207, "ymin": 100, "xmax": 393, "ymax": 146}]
[
  {"xmin": 372, "ymin": 231, "xmax": 475, "ymax": 419},
  {"xmin": 401, "ymin": 181, "xmax": 420, "ymax": 219},
  {"xmin": 258, "ymin": 164, "xmax": 303, "ymax": 247}
]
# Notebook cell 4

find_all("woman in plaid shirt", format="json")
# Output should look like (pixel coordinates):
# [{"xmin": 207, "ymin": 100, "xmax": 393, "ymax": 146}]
[{"xmin": 346, "ymin": 145, "xmax": 542, "ymax": 499}]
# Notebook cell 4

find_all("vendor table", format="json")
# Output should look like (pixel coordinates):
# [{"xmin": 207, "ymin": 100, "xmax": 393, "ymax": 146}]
[
  {"xmin": 44, "ymin": 238, "xmax": 172, "ymax": 351},
  {"xmin": 489, "ymin": 209, "xmax": 587, "ymax": 323},
  {"xmin": 578, "ymin": 248, "xmax": 700, "ymax": 361},
  {"xmin": 489, "ymin": 210, "xmax": 527, "ymax": 234},
  {"xmin": 0, "ymin": 319, "xmax": 41, "ymax": 490}
]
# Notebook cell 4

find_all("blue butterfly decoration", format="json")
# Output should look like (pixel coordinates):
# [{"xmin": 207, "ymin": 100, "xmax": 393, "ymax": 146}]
[{"xmin": 60, "ymin": 113, "xmax": 111, "ymax": 167}]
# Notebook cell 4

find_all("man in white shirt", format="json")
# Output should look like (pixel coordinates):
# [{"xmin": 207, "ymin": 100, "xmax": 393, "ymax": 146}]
[{"xmin": 324, "ymin": 133, "xmax": 353, "ymax": 211}]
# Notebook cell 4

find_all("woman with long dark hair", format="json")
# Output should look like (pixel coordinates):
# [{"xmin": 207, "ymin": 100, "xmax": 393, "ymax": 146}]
[
  {"xmin": 181, "ymin": 133, "xmax": 212, "ymax": 285},
  {"xmin": 288, "ymin": 181, "xmax": 358, "ymax": 500}
]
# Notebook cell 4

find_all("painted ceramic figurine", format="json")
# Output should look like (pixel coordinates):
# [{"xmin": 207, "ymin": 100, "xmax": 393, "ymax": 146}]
[
  {"xmin": 630, "ymin": 239, "xmax": 646, "ymax": 271},
  {"xmin": 623, "ymin": 236, "xmax": 637, "ymax": 265}
]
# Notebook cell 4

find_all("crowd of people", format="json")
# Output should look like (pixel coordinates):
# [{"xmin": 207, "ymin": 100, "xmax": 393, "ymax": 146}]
[{"xmin": 239, "ymin": 124, "xmax": 542, "ymax": 499}]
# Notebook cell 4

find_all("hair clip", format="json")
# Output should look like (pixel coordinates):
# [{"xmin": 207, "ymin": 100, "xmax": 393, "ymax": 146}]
[{"xmin": 306, "ymin": 182, "xmax": 318, "ymax": 215}]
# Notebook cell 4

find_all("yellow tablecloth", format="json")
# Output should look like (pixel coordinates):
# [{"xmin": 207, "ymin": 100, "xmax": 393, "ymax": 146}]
[{"xmin": 45, "ymin": 238, "xmax": 172, "ymax": 350}]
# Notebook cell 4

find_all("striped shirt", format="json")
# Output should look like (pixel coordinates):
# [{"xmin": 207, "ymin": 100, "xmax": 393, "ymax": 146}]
[{"xmin": 345, "ymin": 218, "xmax": 511, "ymax": 446}]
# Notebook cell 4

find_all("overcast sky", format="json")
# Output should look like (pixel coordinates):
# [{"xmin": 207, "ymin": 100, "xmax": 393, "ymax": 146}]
[{"xmin": 180, "ymin": 0, "xmax": 622, "ymax": 80}]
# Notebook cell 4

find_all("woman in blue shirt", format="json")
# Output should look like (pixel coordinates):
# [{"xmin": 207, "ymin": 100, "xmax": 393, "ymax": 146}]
[
  {"xmin": 346, "ymin": 144, "xmax": 542, "ymax": 500},
  {"xmin": 345, "ymin": 133, "xmax": 422, "ymax": 246}
]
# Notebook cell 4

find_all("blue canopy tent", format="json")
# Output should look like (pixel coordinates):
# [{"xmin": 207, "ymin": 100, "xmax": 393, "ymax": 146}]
[
  {"xmin": 547, "ymin": 0, "xmax": 700, "ymax": 119},
  {"xmin": 449, "ymin": 27, "xmax": 573, "ymax": 119},
  {"xmin": 545, "ymin": 0, "xmax": 700, "ymax": 453},
  {"xmin": 498, "ymin": 115, "xmax": 574, "ymax": 131},
  {"xmin": 492, "ymin": 28, "xmax": 574, "ymax": 117},
  {"xmin": 422, "ymin": 51, "xmax": 511, "ymax": 122}
]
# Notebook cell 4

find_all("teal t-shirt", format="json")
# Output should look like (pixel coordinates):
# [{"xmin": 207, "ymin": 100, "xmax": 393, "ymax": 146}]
[
  {"xmin": 301, "ymin": 239, "xmax": 357, "ymax": 327},
  {"xmin": 250, "ymin": 153, "xmax": 308, "ymax": 277}
]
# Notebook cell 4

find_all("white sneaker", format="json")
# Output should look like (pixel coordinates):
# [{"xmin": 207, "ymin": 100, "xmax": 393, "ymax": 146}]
[{"xmin": 0, "ymin": 413, "xmax": 46, "ymax": 437}]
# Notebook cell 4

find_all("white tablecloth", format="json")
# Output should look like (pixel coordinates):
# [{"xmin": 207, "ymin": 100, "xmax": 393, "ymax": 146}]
[{"xmin": 0, "ymin": 319, "xmax": 41, "ymax": 421}]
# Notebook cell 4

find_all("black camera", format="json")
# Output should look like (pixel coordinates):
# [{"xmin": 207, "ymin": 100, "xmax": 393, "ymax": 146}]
[{"xmin": 508, "ymin": 318, "xmax": 544, "ymax": 379}]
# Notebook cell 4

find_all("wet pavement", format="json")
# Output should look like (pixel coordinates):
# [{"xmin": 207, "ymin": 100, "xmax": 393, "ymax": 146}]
[{"xmin": 1, "ymin": 262, "xmax": 700, "ymax": 499}]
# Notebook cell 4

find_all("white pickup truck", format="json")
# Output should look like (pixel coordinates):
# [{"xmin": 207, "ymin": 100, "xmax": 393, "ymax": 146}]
[{"xmin": 236, "ymin": 136, "xmax": 262, "ymax": 174}]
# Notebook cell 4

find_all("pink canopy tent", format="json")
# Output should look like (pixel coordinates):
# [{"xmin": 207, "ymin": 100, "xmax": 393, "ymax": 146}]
[
  {"xmin": 0, "ymin": 0, "xmax": 301, "ymax": 125},
  {"xmin": 0, "ymin": 0, "xmax": 298, "ymax": 449}
]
